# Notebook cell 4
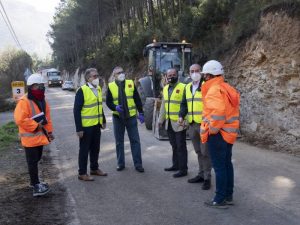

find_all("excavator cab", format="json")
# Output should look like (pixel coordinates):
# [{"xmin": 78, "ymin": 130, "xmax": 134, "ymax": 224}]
[{"xmin": 138, "ymin": 42, "xmax": 192, "ymax": 139}]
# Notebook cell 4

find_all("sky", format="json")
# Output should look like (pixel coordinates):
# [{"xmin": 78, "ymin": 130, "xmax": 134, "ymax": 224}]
[
  {"xmin": 16, "ymin": 0, "xmax": 60, "ymax": 14},
  {"xmin": 0, "ymin": 0, "xmax": 60, "ymax": 58}
]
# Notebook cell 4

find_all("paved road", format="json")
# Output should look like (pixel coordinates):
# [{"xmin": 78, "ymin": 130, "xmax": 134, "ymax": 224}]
[
  {"xmin": 47, "ymin": 87, "xmax": 300, "ymax": 225},
  {"xmin": 0, "ymin": 111, "xmax": 14, "ymax": 126}
]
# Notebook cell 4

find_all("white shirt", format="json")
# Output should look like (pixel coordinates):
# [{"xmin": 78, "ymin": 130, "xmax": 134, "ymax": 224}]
[
  {"xmin": 192, "ymin": 81, "xmax": 200, "ymax": 95},
  {"xmin": 87, "ymin": 82, "xmax": 98, "ymax": 97}
]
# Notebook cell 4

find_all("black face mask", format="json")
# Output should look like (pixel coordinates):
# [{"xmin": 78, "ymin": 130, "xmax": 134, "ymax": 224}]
[{"xmin": 167, "ymin": 76, "xmax": 178, "ymax": 84}]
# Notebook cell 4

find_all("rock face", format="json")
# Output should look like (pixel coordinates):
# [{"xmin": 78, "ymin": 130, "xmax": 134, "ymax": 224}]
[{"xmin": 223, "ymin": 10, "xmax": 300, "ymax": 155}]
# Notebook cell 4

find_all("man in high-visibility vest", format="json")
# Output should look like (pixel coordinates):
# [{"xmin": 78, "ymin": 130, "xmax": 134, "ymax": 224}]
[
  {"xmin": 178, "ymin": 64, "xmax": 212, "ymax": 190},
  {"xmin": 200, "ymin": 60, "xmax": 240, "ymax": 209},
  {"xmin": 74, "ymin": 68, "xmax": 107, "ymax": 181},
  {"xmin": 14, "ymin": 73, "xmax": 54, "ymax": 197},
  {"xmin": 106, "ymin": 66, "xmax": 145, "ymax": 173},
  {"xmin": 158, "ymin": 68, "xmax": 188, "ymax": 178}
]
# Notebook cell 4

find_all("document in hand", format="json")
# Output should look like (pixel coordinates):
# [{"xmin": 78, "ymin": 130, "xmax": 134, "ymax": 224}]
[{"xmin": 31, "ymin": 112, "xmax": 46, "ymax": 123}]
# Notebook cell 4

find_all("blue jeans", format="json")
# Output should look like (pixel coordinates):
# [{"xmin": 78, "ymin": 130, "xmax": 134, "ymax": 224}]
[
  {"xmin": 113, "ymin": 116, "xmax": 142, "ymax": 167},
  {"xmin": 207, "ymin": 133, "xmax": 234, "ymax": 203}
]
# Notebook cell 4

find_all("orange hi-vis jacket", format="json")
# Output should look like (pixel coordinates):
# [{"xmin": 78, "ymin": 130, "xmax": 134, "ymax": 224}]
[
  {"xmin": 200, "ymin": 76, "xmax": 240, "ymax": 144},
  {"xmin": 14, "ymin": 95, "xmax": 53, "ymax": 147}
]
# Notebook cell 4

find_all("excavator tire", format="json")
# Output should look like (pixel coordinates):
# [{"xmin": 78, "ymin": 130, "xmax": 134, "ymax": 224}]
[{"xmin": 144, "ymin": 98, "xmax": 155, "ymax": 130}]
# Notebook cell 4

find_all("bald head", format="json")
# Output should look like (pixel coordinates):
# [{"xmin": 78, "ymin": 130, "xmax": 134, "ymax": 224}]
[{"xmin": 166, "ymin": 68, "xmax": 178, "ymax": 85}]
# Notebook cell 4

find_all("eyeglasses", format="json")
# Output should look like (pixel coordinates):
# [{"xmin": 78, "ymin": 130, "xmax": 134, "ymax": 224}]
[
  {"xmin": 116, "ymin": 71, "xmax": 124, "ymax": 75},
  {"xmin": 91, "ymin": 74, "xmax": 100, "ymax": 78}
]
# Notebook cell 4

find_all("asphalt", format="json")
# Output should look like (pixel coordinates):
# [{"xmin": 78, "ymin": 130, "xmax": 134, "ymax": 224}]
[{"xmin": 45, "ymin": 87, "xmax": 300, "ymax": 225}]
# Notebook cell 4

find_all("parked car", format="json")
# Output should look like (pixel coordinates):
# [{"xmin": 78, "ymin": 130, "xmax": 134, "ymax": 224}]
[{"xmin": 62, "ymin": 81, "xmax": 75, "ymax": 91}]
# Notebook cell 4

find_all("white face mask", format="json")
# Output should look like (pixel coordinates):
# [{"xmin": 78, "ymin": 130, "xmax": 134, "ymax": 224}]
[
  {"xmin": 91, "ymin": 78, "xmax": 99, "ymax": 86},
  {"xmin": 191, "ymin": 72, "xmax": 201, "ymax": 82},
  {"xmin": 117, "ymin": 73, "xmax": 125, "ymax": 81}
]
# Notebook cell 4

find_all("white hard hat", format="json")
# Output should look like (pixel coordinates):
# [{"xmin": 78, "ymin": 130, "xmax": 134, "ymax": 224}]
[
  {"xmin": 201, "ymin": 60, "xmax": 224, "ymax": 76},
  {"xmin": 27, "ymin": 73, "xmax": 46, "ymax": 86}
]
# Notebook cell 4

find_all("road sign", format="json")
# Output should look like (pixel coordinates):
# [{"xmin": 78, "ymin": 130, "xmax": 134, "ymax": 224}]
[{"xmin": 11, "ymin": 81, "xmax": 25, "ymax": 101}]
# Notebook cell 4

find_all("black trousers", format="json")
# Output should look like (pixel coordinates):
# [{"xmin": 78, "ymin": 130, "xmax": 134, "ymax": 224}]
[
  {"xmin": 167, "ymin": 124, "xmax": 188, "ymax": 172},
  {"xmin": 78, "ymin": 124, "xmax": 101, "ymax": 175},
  {"xmin": 24, "ymin": 145, "xmax": 43, "ymax": 186}
]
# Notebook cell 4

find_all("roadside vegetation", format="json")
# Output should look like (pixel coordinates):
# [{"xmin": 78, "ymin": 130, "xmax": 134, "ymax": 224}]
[
  {"xmin": 49, "ymin": 0, "xmax": 300, "ymax": 78},
  {"xmin": 0, "ymin": 121, "xmax": 18, "ymax": 151}
]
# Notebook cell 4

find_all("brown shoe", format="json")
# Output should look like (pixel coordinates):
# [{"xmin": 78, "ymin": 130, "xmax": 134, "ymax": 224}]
[
  {"xmin": 78, "ymin": 174, "xmax": 94, "ymax": 181},
  {"xmin": 90, "ymin": 169, "xmax": 107, "ymax": 176}
]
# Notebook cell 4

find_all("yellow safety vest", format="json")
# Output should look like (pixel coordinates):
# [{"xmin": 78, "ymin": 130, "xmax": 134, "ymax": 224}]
[
  {"xmin": 185, "ymin": 82, "xmax": 203, "ymax": 123},
  {"xmin": 81, "ymin": 85, "xmax": 103, "ymax": 127},
  {"xmin": 108, "ymin": 80, "xmax": 137, "ymax": 117},
  {"xmin": 163, "ymin": 82, "xmax": 185, "ymax": 121}
]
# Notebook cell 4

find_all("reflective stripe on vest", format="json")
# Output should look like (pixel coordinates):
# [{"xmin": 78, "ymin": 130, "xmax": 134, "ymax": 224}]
[
  {"xmin": 163, "ymin": 83, "xmax": 185, "ymax": 121},
  {"xmin": 185, "ymin": 83, "xmax": 203, "ymax": 123},
  {"xmin": 108, "ymin": 80, "xmax": 137, "ymax": 117},
  {"xmin": 20, "ymin": 131, "xmax": 44, "ymax": 137},
  {"xmin": 81, "ymin": 85, "xmax": 103, "ymax": 127}
]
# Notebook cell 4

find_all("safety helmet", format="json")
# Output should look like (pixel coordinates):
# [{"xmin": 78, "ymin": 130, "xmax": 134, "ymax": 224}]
[
  {"xmin": 201, "ymin": 60, "xmax": 224, "ymax": 76},
  {"xmin": 27, "ymin": 73, "xmax": 46, "ymax": 86}
]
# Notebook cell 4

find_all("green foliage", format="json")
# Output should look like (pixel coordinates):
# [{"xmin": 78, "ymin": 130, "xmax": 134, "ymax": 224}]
[
  {"xmin": 0, "ymin": 121, "xmax": 18, "ymax": 151},
  {"xmin": 0, "ymin": 47, "xmax": 32, "ymax": 99},
  {"xmin": 49, "ymin": 0, "xmax": 300, "ymax": 75}
]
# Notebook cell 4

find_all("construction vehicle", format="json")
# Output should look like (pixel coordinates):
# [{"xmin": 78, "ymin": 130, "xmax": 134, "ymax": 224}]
[
  {"xmin": 138, "ymin": 41, "xmax": 192, "ymax": 139},
  {"xmin": 41, "ymin": 68, "xmax": 63, "ymax": 87}
]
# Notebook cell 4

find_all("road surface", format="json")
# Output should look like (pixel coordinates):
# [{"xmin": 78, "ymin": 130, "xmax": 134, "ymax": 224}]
[{"xmin": 47, "ymin": 87, "xmax": 300, "ymax": 225}]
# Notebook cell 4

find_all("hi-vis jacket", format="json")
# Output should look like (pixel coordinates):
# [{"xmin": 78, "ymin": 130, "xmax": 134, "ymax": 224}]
[
  {"xmin": 108, "ymin": 80, "xmax": 137, "ymax": 117},
  {"xmin": 185, "ymin": 82, "xmax": 203, "ymax": 124},
  {"xmin": 14, "ymin": 95, "xmax": 53, "ymax": 147},
  {"xmin": 81, "ymin": 85, "xmax": 103, "ymax": 127},
  {"xmin": 200, "ymin": 76, "xmax": 240, "ymax": 144},
  {"xmin": 163, "ymin": 83, "xmax": 186, "ymax": 121}
]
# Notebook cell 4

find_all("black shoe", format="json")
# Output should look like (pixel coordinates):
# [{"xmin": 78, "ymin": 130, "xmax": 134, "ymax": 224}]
[
  {"xmin": 204, "ymin": 200, "xmax": 228, "ymax": 209},
  {"xmin": 188, "ymin": 175, "xmax": 204, "ymax": 183},
  {"xmin": 225, "ymin": 196, "xmax": 234, "ymax": 205},
  {"xmin": 202, "ymin": 179, "xmax": 211, "ymax": 190},
  {"xmin": 33, "ymin": 183, "xmax": 50, "ymax": 197},
  {"xmin": 135, "ymin": 166, "xmax": 145, "ymax": 173},
  {"xmin": 173, "ymin": 171, "xmax": 187, "ymax": 178},
  {"xmin": 164, "ymin": 166, "xmax": 179, "ymax": 172},
  {"xmin": 116, "ymin": 166, "xmax": 125, "ymax": 171}
]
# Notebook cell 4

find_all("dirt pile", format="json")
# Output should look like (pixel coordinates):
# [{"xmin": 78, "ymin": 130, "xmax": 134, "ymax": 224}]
[{"xmin": 223, "ymin": 5, "xmax": 300, "ymax": 155}]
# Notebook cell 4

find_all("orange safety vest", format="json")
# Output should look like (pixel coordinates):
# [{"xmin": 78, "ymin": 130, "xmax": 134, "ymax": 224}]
[
  {"xmin": 14, "ymin": 95, "xmax": 53, "ymax": 147},
  {"xmin": 200, "ymin": 76, "xmax": 240, "ymax": 144}
]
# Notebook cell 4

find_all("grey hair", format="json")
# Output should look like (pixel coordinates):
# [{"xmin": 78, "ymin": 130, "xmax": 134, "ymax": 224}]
[
  {"xmin": 189, "ymin": 64, "xmax": 201, "ymax": 70},
  {"xmin": 112, "ymin": 66, "xmax": 123, "ymax": 76},
  {"xmin": 84, "ymin": 68, "xmax": 98, "ymax": 81}
]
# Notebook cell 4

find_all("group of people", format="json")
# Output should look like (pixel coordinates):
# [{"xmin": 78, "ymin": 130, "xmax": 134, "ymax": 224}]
[
  {"xmin": 158, "ymin": 61, "xmax": 240, "ymax": 208},
  {"xmin": 14, "ymin": 60, "xmax": 240, "ymax": 209}
]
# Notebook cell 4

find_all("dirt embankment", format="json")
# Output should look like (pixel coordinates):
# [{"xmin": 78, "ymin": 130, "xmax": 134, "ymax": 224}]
[
  {"xmin": 0, "ymin": 144, "xmax": 70, "ymax": 225},
  {"xmin": 223, "ymin": 5, "xmax": 300, "ymax": 155}
]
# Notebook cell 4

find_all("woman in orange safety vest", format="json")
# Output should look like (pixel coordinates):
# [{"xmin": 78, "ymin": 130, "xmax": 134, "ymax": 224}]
[{"xmin": 14, "ymin": 73, "xmax": 54, "ymax": 197}]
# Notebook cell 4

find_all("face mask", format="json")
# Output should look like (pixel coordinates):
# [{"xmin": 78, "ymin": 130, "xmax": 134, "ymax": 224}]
[
  {"xmin": 167, "ymin": 76, "xmax": 178, "ymax": 84},
  {"xmin": 117, "ymin": 73, "xmax": 125, "ymax": 81},
  {"xmin": 30, "ymin": 88, "xmax": 45, "ymax": 101},
  {"xmin": 91, "ymin": 78, "xmax": 99, "ymax": 86},
  {"xmin": 191, "ymin": 72, "xmax": 201, "ymax": 82}
]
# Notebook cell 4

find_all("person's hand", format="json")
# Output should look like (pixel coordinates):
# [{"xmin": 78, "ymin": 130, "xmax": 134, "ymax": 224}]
[
  {"xmin": 138, "ymin": 113, "xmax": 144, "ymax": 124},
  {"xmin": 116, "ymin": 105, "xmax": 124, "ymax": 113},
  {"xmin": 48, "ymin": 133, "xmax": 55, "ymax": 141},
  {"xmin": 101, "ymin": 123, "xmax": 106, "ymax": 129},
  {"xmin": 77, "ymin": 131, "xmax": 84, "ymax": 138},
  {"xmin": 178, "ymin": 117, "xmax": 184, "ymax": 125},
  {"xmin": 37, "ymin": 121, "xmax": 43, "ymax": 130}
]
